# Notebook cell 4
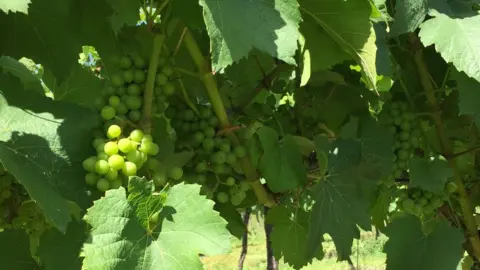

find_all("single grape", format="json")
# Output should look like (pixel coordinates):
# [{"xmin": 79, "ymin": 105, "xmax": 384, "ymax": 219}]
[
  {"xmin": 402, "ymin": 198, "xmax": 415, "ymax": 212},
  {"xmin": 107, "ymin": 125, "xmax": 122, "ymax": 139},
  {"xmin": 133, "ymin": 69, "xmax": 146, "ymax": 83},
  {"xmin": 82, "ymin": 156, "xmax": 97, "ymax": 172},
  {"xmin": 116, "ymin": 87, "xmax": 127, "ymax": 96},
  {"xmin": 153, "ymin": 172, "xmax": 167, "ymax": 186},
  {"xmin": 129, "ymin": 110, "xmax": 142, "ymax": 122},
  {"xmin": 123, "ymin": 69, "xmax": 134, "ymax": 83},
  {"xmin": 156, "ymin": 73, "xmax": 168, "ymax": 85},
  {"xmin": 118, "ymin": 138, "xmax": 134, "ymax": 153},
  {"xmin": 130, "ymin": 129, "xmax": 144, "ymax": 142},
  {"xmin": 122, "ymin": 161, "xmax": 138, "ymax": 176},
  {"xmin": 148, "ymin": 143, "xmax": 159, "ymax": 156},
  {"xmin": 216, "ymin": 192, "xmax": 229, "ymax": 203},
  {"xmin": 101, "ymin": 106, "xmax": 116, "ymax": 120},
  {"xmin": 199, "ymin": 120, "xmax": 208, "ymax": 130},
  {"xmin": 104, "ymin": 141, "xmax": 119, "ymax": 156},
  {"xmin": 202, "ymin": 138, "xmax": 215, "ymax": 151},
  {"xmin": 97, "ymin": 152, "xmax": 109, "ymax": 161},
  {"xmin": 111, "ymin": 74, "xmax": 124, "ymax": 87},
  {"xmin": 119, "ymin": 56, "xmax": 133, "ymax": 69},
  {"xmin": 204, "ymin": 127, "xmax": 215, "ymax": 138},
  {"xmin": 446, "ymin": 182, "xmax": 457, "ymax": 194},
  {"xmin": 193, "ymin": 132, "xmax": 205, "ymax": 144},
  {"xmin": 143, "ymin": 134, "xmax": 153, "ymax": 142},
  {"xmin": 417, "ymin": 198, "xmax": 428, "ymax": 206},
  {"xmin": 234, "ymin": 146, "xmax": 247, "ymax": 158},
  {"xmin": 139, "ymin": 140, "xmax": 153, "ymax": 154},
  {"xmin": 96, "ymin": 178, "xmax": 110, "ymax": 192},
  {"xmin": 127, "ymin": 84, "xmax": 141, "ymax": 96},
  {"xmin": 397, "ymin": 149, "xmax": 409, "ymax": 160},
  {"xmin": 108, "ymin": 96, "xmax": 121, "ymax": 108},
  {"xmin": 108, "ymin": 154, "xmax": 125, "ymax": 170},
  {"xmin": 183, "ymin": 110, "xmax": 195, "ymax": 121},
  {"xmin": 220, "ymin": 143, "xmax": 231, "ymax": 153},
  {"xmin": 212, "ymin": 164, "xmax": 226, "ymax": 174},
  {"xmin": 163, "ymin": 82, "xmax": 175, "ymax": 96},
  {"xmin": 200, "ymin": 108, "xmax": 212, "ymax": 119},
  {"xmin": 95, "ymin": 160, "xmax": 110, "ymax": 174},
  {"xmin": 168, "ymin": 166, "xmax": 183, "ymax": 180},
  {"xmin": 239, "ymin": 181, "xmax": 250, "ymax": 191},
  {"xmin": 211, "ymin": 151, "xmax": 227, "ymax": 164},
  {"xmin": 412, "ymin": 204, "xmax": 423, "ymax": 216},
  {"xmin": 133, "ymin": 56, "xmax": 146, "ymax": 68},
  {"xmin": 190, "ymin": 122, "xmax": 199, "ymax": 131},
  {"xmin": 195, "ymin": 161, "xmax": 208, "ymax": 173},
  {"xmin": 105, "ymin": 169, "xmax": 118, "ymax": 181},
  {"xmin": 399, "ymin": 131, "xmax": 410, "ymax": 141},
  {"xmin": 157, "ymin": 57, "xmax": 167, "ymax": 67},
  {"xmin": 162, "ymin": 66, "xmax": 174, "ymax": 76},
  {"xmin": 109, "ymin": 179, "xmax": 122, "ymax": 189},
  {"xmin": 85, "ymin": 173, "xmax": 98, "ymax": 186},
  {"xmin": 125, "ymin": 96, "xmax": 142, "ymax": 110},
  {"xmin": 126, "ymin": 150, "xmax": 144, "ymax": 165},
  {"xmin": 225, "ymin": 177, "xmax": 235, "ymax": 186},
  {"xmin": 226, "ymin": 153, "xmax": 237, "ymax": 165},
  {"xmin": 208, "ymin": 116, "xmax": 219, "ymax": 127},
  {"xmin": 411, "ymin": 190, "xmax": 422, "ymax": 198}
]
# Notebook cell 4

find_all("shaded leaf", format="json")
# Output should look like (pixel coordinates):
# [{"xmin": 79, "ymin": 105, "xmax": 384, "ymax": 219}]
[
  {"xmin": 408, "ymin": 157, "xmax": 453, "ymax": 193},
  {"xmin": 0, "ymin": 230, "xmax": 39, "ymax": 269},
  {"xmin": 0, "ymin": 56, "xmax": 43, "ymax": 95},
  {"xmin": 450, "ymin": 69, "xmax": 480, "ymax": 126},
  {"xmin": 391, "ymin": 0, "xmax": 427, "ymax": 35}
]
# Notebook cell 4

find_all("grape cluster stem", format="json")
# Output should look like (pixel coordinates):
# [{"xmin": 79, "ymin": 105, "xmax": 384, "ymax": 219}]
[{"xmin": 410, "ymin": 33, "xmax": 480, "ymax": 261}]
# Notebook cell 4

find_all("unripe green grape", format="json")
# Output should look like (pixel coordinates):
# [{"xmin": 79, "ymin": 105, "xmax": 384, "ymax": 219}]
[
  {"xmin": 122, "ymin": 161, "xmax": 137, "ymax": 176},
  {"xmin": 146, "ymin": 158, "xmax": 160, "ymax": 170},
  {"xmin": 212, "ymin": 164, "xmax": 226, "ymax": 174},
  {"xmin": 417, "ymin": 198, "xmax": 428, "ymax": 206},
  {"xmin": 204, "ymin": 127, "xmax": 215, "ymax": 138},
  {"xmin": 390, "ymin": 108, "xmax": 400, "ymax": 117},
  {"xmin": 156, "ymin": 73, "xmax": 168, "ymax": 85},
  {"xmin": 412, "ymin": 204, "xmax": 423, "ymax": 216},
  {"xmin": 143, "ymin": 134, "xmax": 153, "ymax": 142},
  {"xmin": 108, "ymin": 96, "xmax": 121, "ymax": 108},
  {"xmin": 109, "ymin": 179, "xmax": 122, "ymax": 189},
  {"xmin": 133, "ymin": 56, "xmax": 146, "ymax": 69},
  {"xmin": 105, "ymin": 169, "xmax": 118, "ymax": 181},
  {"xmin": 85, "ymin": 173, "xmax": 98, "ymax": 186},
  {"xmin": 213, "ymin": 137, "xmax": 223, "ymax": 148},
  {"xmin": 393, "ymin": 116, "xmax": 402, "ymax": 126},
  {"xmin": 148, "ymin": 143, "xmax": 159, "ymax": 156},
  {"xmin": 82, "ymin": 156, "xmax": 97, "ymax": 172},
  {"xmin": 193, "ymin": 132, "xmax": 205, "ymax": 144},
  {"xmin": 411, "ymin": 190, "xmax": 422, "ymax": 198},
  {"xmin": 107, "ymin": 125, "xmax": 122, "ymax": 139},
  {"xmin": 126, "ymin": 150, "xmax": 144, "ymax": 165},
  {"xmin": 183, "ymin": 110, "xmax": 195, "ymax": 121},
  {"xmin": 234, "ymin": 146, "xmax": 247, "ymax": 158},
  {"xmin": 125, "ymin": 96, "xmax": 142, "ymax": 110},
  {"xmin": 239, "ymin": 181, "xmax": 250, "ymax": 191},
  {"xmin": 130, "ymin": 129, "xmax": 144, "ymax": 142},
  {"xmin": 157, "ymin": 56, "xmax": 167, "ymax": 67},
  {"xmin": 108, "ymin": 154, "xmax": 125, "ymax": 170},
  {"xmin": 195, "ymin": 161, "xmax": 207, "ymax": 173},
  {"xmin": 111, "ymin": 74, "xmax": 124, "ymax": 87},
  {"xmin": 195, "ymin": 174, "xmax": 207, "ymax": 183},
  {"xmin": 168, "ymin": 166, "xmax": 183, "ymax": 180},
  {"xmin": 95, "ymin": 160, "xmax": 110, "ymax": 174},
  {"xmin": 200, "ymin": 108, "xmax": 212, "ymax": 119},
  {"xmin": 401, "ymin": 142, "xmax": 411, "ymax": 150},
  {"xmin": 446, "ymin": 182, "xmax": 457, "ymax": 193},
  {"xmin": 402, "ymin": 198, "xmax": 415, "ymax": 212},
  {"xmin": 139, "ymin": 140, "xmax": 153, "ymax": 154},
  {"xmin": 123, "ymin": 69, "xmax": 134, "ymax": 83},
  {"xmin": 163, "ymin": 82, "xmax": 175, "ymax": 96},
  {"xmin": 226, "ymin": 153, "xmax": 237, "ymax": 165},
  {"xmin": 162, "ymin": 66, "xmax": 174, "ymax": 76},
  {"xmin": 225, "ymin": 177, "xmax": 235, "ymax": 186},
  {"xmin": 153, "ymin": 172, "xmax": 167, "ymax": 186},
  {"xmin": 220, "ymin": 143, "xmax": 231, "ymax": 153},
  {"xmin": 119, "ymin": 56, "xmax": 133, "ymax": 69},
  {"xmin": 129, "ymin": 110, "xmax": 142, "ymax": 122},
  {"xmin": 116, "ymin": 87, "xmax": 127, "ymax": 96},
  {"xmin": 96, "ymin": 178, "xmax": 110, "ymax": 192},
  {"xmin": 397, "ymin": 160, "xmax": 407, "ymax": 169},
  {"xmin": 133, "ymin": 69, "xmax": 146, "ymax": 83},
  {"xmin": 164, "ymin": 107, "xmax": 176, "ymax": 119},
  {"xmin": 211, "ymin": 151, "xmax": 227, "ymax": 164},
  {"xmin": 127, "ymin": 84, "xmax": 141, "ymax": 96},
  {"xmin": 202, "ymin": 138, "xmax": 215, "ymax": 151},
  {"xmin": 208, "ymin": 116, "xmax": 219, "ymax": 127},
  {"xmin": 423, "ymin": 191, "xmax": 433, "ymax": 199},
  {"xmin": 104, "ymin": 141, "xmax": 119, "ymax": 156},
  {"xmin": 423, "ymin": 204, "xmax": 434, "ymax": 215},
  {"xmin": 216, "ymin": 192, "xmax": 229, "ymax": 203},
  {"xmin": 411, "ymin": 137, "xmax": 420, "ymax": 148},
  {"xmin": 397, "ymin": 149, "xmax": 409, "ymax": 160},
  {"xmin": 190, "ymin": 122, "xmax": 199, "ymax": 131},
  {"xmin": 181, "ymin": 122, "xmax": 190, "ymax": 133},
  {"xmin": 199, "ymin": 120, "xmax": 208, "ymax": 130},
  {"xmin": 399, "ymin": 131, "xmax": 410, "ymax": 141},
  {"xmin": 154, "ymin": 86, "xmax": 163, "ymax": 96},
  {"xmin": 97, "ymin": 152, "xmax": 109, "ymax": 161},
  {"xmin": 96, "ymin": 142, "xmax": 106, "ymax": 153},
  {"xmin": 401, "ymin": 121, "xmax": 411, "ymax": 131},
  {"xmin": 118, "ymin": 138, "xmax": 134, "ymax": 153},
  {"xmin": 101, "ymin": 106, "xmax": 116, "ymax": 120}
]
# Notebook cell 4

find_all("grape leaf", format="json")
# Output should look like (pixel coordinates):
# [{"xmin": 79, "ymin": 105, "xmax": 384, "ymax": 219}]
[
  {"xmin": 0, "ymin": 0, "xmax": 80, "ymax": 82},
  {"xmin": 267, "ymin": 205, "xmax": 323, "ymax": 269},
  {"xmin": 0, "ymin": 56, "xmax": 43, "ymax": 95},
  {"xmin": 199, "ymin": 0, "xmax": 301, "ymax": 71},
  {"xmin": 299, "ymin": 0, "xmax": 377, "ymax": 90},
  {"xmin": 390, "ymin": 0, "xmax": 427, "ymax": 35},
  {"xmin": 0, "ymin": 230, "xmax": 39, "ymax": 269},
  {"xmin": 215, "ymin": 203, "xmax": 245, "ymax": 239},
  {"xmin": 384, "ymin": 215, "xmax": 464, "ymax": 270},
  {"xmin": 0, "ymin": 0, "xmax": 30, "ymax": 14},
  {"xmin": 0, "ymin": 73, "xmax": 99, "ymax": 232},
  {"xmin": 83, "ymin": 182, "xmax": 231, "ymax": 270},
  {"xmin": 419, "ymin": 3, "xmax": 480, "ymax": 82},
  {"xmin": 257, "ymin": 126, "xmax": 307, "ymax": 192},
  {"xmin": 127, "ymin": 177, "xmax": 166, "ymax": 229},
  {"xmin": 105, "ymin": 0, "xmax": 141, "ymax": 34},
  {"xmin": 37, "ymin": 220, "xmax": 86, "ymax": 270},
  {"xmin": 450, "ymin": 70, "xmax": 480, "ymax": 126},
  {"xmin": 408, "ymin": 157, "xmax": 453, "ymax": 193}
]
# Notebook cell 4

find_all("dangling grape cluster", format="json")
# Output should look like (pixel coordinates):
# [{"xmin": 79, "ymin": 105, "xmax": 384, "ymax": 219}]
[
  {"xmin": 397, "ymin": 182, "xmax": 457, "ymax": 217},
  {"xmin": 164, "ymin": 99, "xmax": 251, "ymax": 206},
  {"xmin": 381, "ymin": 100, "xmax": 422, "ymax": 181}
]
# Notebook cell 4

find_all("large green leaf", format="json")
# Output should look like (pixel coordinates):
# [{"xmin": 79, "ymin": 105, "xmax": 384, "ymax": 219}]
[
  {"xmin": 299, "ymin": 0, "xmax": 377, "ymax": 89},
  {"xmin": 257, "ymin": 127, "xmax": 307, "ymax": 192},
  {"xmin": 105, "ymin": 0, "xmax": 141, "ymax": 34},
  {"xmin": 419, "ymin": 3, "xmax": 480, "ymax": 82},
  {"xmin": 390, "ymin": 0, "xmax": 427, "ymax": 35},
  {"xmin": 450, "ymin": 70, "xmax": 480, "ymax": 127},
  {"xmin": 384, "ymin": 215, "xmax": 464, "ymax": 270},
  {"xmin": 0, "ymin": 0, "xmax": 30, "ymax": 14},
  {"xmin": 0, "ymin": 73, "xmax": 99, "ymax": 232},
  {"xmin": 0, "ymin": 56, "xmax": 43, "ymax": 95},
  {"xmin": 0, "ymin": 0, "xmax": 80, "ymax": 82},
  {"xmin": 199, "ymin": 0, "xmax": 301, "ymax": 71},
  {"xmin": 408, "ymin": 157, "xmax": 453, "ymax": 193},
  {"xmin": 83, "ymin": 182, "xmax": 231, "ymax": 270},
  {"xmin": 0, "ymin": 230, "xmax": 39, "ymax": 269}
]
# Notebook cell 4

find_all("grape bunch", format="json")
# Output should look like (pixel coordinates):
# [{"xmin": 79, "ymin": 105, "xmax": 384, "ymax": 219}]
[
  {"xmin": 83, "ymin": 125, "xmax": 161, "ymax": 192},
  {"xmin": 397, "ymin": 182, "xmax": 458, "ymax": 217},
  {"xmin": 381, "ymin": 100, "xmax": 422, "ymax": 181},
  {"xmin": 164, "ymin": 100, "xmax": 251, "ymax": 206}
]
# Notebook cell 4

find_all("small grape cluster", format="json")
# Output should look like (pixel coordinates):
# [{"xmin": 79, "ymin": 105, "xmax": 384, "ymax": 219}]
[
  {"xmin": 165, "ymin": 100, "xmax": 251, "ymax": 206},
  {"xmin": 381, "ymin": 101, "xmax": 422, "ymax": 181},
  {"xmin": 397, "ymin": 182, "xmax": 458, "ymax": 217},
  {"xmin": 83, "ymin": 125, "xmax": 160, "ymax": 192}
]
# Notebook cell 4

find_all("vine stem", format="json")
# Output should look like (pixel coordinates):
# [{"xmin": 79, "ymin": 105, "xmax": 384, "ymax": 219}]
[
  {"xmin": 182, "ymin": 27, "xmax": 275, "ymax": 207},
  {"xmin": 409, "ymin": 34, "xmax": 480, "ymax": 260},
  {"xmin": 141, "ymin": 34, "xmax": 165, "ymax": 134}
]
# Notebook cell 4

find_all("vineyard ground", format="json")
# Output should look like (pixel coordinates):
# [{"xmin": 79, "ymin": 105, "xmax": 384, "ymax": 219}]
[{"xmin": 203, "ymin": 216, "xmax": 388, "ymax": 270}]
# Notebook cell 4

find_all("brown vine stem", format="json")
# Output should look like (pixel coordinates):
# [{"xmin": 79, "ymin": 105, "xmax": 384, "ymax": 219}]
[
  {"xmin": 141, "ymin": 33, "xmax": 165, "ymax": 134},
  {"xmin": 409, "ymin": 34, "xmax": 480, "ymax": 260},
  {"xmin": 182, "ymin": 27, "xmax": 275, "ymax": 207}
]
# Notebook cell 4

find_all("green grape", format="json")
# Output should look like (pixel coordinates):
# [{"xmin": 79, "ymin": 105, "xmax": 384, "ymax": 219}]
[
  {"xmin": 411, "ymin": 137, "xmax": 420, "ymax": 148},
  {"xmin": 402, "ymin": 198, "xmax": 415, "ymax": 212},
  {"xmin": 239, "ymin": 181, "xmax": 250, "ymax": 191},
  {"xmin": 122, "ymin": 161, "xmax": 138, "ymax": 176},
  {"xmin": 148, "ymin": 143, "xmax": 159, "ymax": 156},
  {"xmin": 220, "ymin": 143, "xmax": 231, "ymax": 153},
  {"xmin": 194, "ymin": 174, "xmax": 207, "ymax": 183},
  {"xmin": 154, "ymin": 86, "xmax": 163, "ymax": 96},
  {"xmin": 105, "ymin": 169, "xmax": 118, "ymax": 181},
  {"xmin": 202, "ymin": 138, "xmax": 215, "ymax": 151},
  {"xmin": 125, "ymin": 96, "xmax": 142, "ymax": 110},
  {"xmin": 142, "ymin": 134, "xmax": 153, "ymax": 142},
  {"xmin": 156, "ymin": 73, "xmax": 168, "ymax": 85},
  {"xmin": 107, "ymin": 125, "xmax": 122, "ymax": 139},
  {"xmin": 118, "ymin": 138, "xmax": 134, "ymax": 153},
  {"xmin": 153, "ymin": 172, "xmax": 167, "ymax": 186},
  {"xmin": 226, "ymin": 153, "xmax": 237, "ymax": 165},
  {"xmin": 181, "ymin": 122, "xmax": 190, "ymax": 133},
  {"xmin": 225, "ymin": 177, "xmax": 235, "ymax": 186},
  {"xmin": 116, "ymin": 87, "xmax": 127, "ymax": 96},
  {"xmin": 190, "ymin": 122, "xmax": 199, "ymax": 131},
  {"xmin": 101, "ymin": 106, "xmax": 116, "ymax": 120},
  {"xmin": 96, "ymin": 178, "xmax": 110, "ymax": 192},
  {"xmin": 417, "ymin": 198, "xmax": 428, "ymax": 206},
  {"xmin": 85, "ymin": 173, "xmax": 98, "ymax": 186},
  {"xmin": 111, "ymin": 74, "xmax": 124, "ymax": 87},
  {"xmin": 208, "ymin": 116, "xmax": 219, "ymax": 127},
  {"xmin": 397, "ymin": 149, "xmax": 409, "ymax": 160},
  {"xmin": 109, "ymin": 179, "xmax": 122, "ymax": 189},
  {"xmin": 193, "ymin": 132, "xmax": 205, "ymax": 144},
  {"xmin": 129, "ymin": 110, "xmax": 142, "ymax": 122},
  {"xmin": 82, "ymin": 156, "xmax": 97, "ymax": 172},
  {"xmin": 161, "ymin": 65, "xmax": 173, "ymax": 76},
  {"xmin": 108, "ymin": 96, "xmax": 121, "ymax": 108},
  {"xmin": 133, "ymin": 69, "xmax": 146, "ymax": 83},
  {"xmin": 133, "ymin": 56, "xmax": 146, "ymax": 68},
  {"xmin": 96, "ymin": 142, "xmax": 107, "ymax": 152},
  {"xmin": 168, "ymin": 166, "xmax": 183, "ymax": 180},
  {"xmin": 393, "ymin": 116, "xmax": 402, "ymax": 126},
  {"xmin": 164, "ymin": 107, "xmax": 176, "ymax": 119},
  {"xmin": 230, "ymin": 190, "xmax": 246, "ymax": 206},
  {"xmin": 401, "ymin": 142, "xmax": 411, "ymax": 150},
  {"xmin": 423, "ymin": 191, "xmax": 433, "ymax": 199},
  {"xmin": 200, "ymin": 108, "xmax": 212, "ymax": 119},
  {"xmin": 401, "ymin": 121, "xmax": 411, "ymax": 131},
  {"xmin": 95, "ymin": 160, "xmax": 110, "ymax": 174},
  {"xmin": 204, "ymin": 127, "xmax": 215, "ymax": 138},
  {"xmin": 216, "ymin": 192, "xmax": 229, "ymax": 203},
  {"xmin": 108, "ymin": 154, "xmax": 125, "ymax": 170},
  {"xmin": 126, "ymin": 150, "xmax": 144, "ymax": 165},
  {"xmin": 115, "ymin": 103, "xmax": 128, "ymax": 115},
  {"xmin": 183, "ymin": 110, "xmax": 195, "ymax": 121},
  {"xmin": 234, "ymin": 146, "xmax": 247, "ymax": 158},
  {"xmin": 423, "ymin": 204, "xmax": 434, "ymax": 215},
  {"xmin": 146, "ymin": 158, "xmax": 160, "ymax": 170},
  {"xmin": 97, "ymin": 152, "xmax": 109, "ymax": 161},
  {"xmin": 212, "ymin": 164, "xmax": 226, "ymax": 174},
  {"xmin": 123, "ymin": 69, "xmax": 134, "ymax": 83},
  {"xmin": 399, "ymin": 131, "xmax": 410, "ymax": 141},
  {"xmin": 446, "ymin": 182, "xmax": 457, "ymax": 193},
  {"xmin": 127, "ymin": 84, "xmax": 141, "ymax": 96},
  {"xmin": 411, "ymin": 190, "xmax": 422, "ymax": 198},
  {"xmin": 104, "ymin": 141, "xmax": 119, "ymax": 156},
  {"xmin": 213, "ymin": 137, "xmax": 223, "ymax": 148},
  {"xmin": 130, "ymin": 129, "xmax": 144, "ymax": 142},
  {"xmin": 211, "ymin": 152, "xmax": 227, "ymax": 164},
  {"xmin": 119, "ymin": 56, "xmax": 133, "ymax": 69},
  {"xmin": 163, "ymin": 82, "xmax": 175, "ymax": 96},
  {"xmin": 195, "ymin": 161, "xmax": 208, "ymax": 173},
  {"xmin": 157, "ymin": 57, "xmax": 167, "ymax": 67},
  {"xmin": 412, "ymin": 204, "xmax": 423, "ymax": 216}
]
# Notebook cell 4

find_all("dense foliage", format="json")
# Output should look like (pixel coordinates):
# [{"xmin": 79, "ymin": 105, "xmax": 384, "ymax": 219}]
[{"xmin": 1, "ymin": 0, "xmax": 480, "ymax": 269}]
